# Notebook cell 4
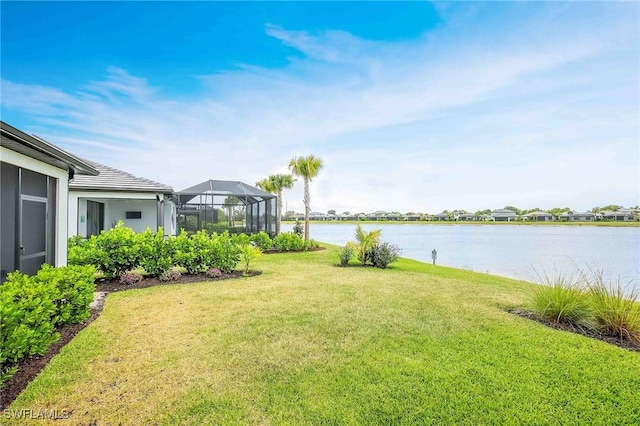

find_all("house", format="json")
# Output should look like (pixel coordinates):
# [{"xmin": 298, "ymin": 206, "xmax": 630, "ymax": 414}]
[
  {"xmin": 524, "ymin": 211, "xmax": 553, "ymax": 221},
  {"xmin": 68, "ymin": 160, "xmax": 176, "ymax": 238},
  {"xmin": 309, "ymin": 211, "xmax": 328, "ymax": 221},
  {"xmin": 569, "ymin": 212, "xmax": 596, "ymax": 222},
  {"xmin": 491, "ymin": 209, "xmax": 517, "ymax": 222},
  {"xmin": 1, "ymin": 121, "xmax": 98, "ymax": 280},
  {"xmin": 432, "ymin": 212, "xmax": 450, "ymax": 221},
  {"xmin": 602, "ymin": 209, "xmax": 636, "ymax": 221},
  {"xmin": 456, "ymin": 213, "xmax": 475, "ymax": 221}
]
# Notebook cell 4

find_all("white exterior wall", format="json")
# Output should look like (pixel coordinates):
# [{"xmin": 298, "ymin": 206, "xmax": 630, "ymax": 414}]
[
  {"xmin": 1, "ymin": 146, "xmax": 69, "ymax": 266},
  {"xmin": 68, "ymin": 191, "xmax": 177, "ymax": 237}
]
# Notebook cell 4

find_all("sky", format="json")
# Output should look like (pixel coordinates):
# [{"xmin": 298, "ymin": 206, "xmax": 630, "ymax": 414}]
[{"xmin": 1, "ymin": 1, "xmax": 638, "ymax": 214}]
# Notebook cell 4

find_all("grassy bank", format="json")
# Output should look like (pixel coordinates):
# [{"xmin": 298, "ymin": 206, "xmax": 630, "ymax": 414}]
[
  {"xmin": 283, "ymin": 220, "xmax": 640, "ymax": 227},
  {"xmin": 6, "ymin": 247, "xmax": 639, "ymax": 424}
]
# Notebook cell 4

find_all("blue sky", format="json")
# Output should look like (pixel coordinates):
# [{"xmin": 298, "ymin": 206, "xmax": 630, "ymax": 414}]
[{"xmin": 1, "ymin": 1, "xmax": 638, "ymax": 214}]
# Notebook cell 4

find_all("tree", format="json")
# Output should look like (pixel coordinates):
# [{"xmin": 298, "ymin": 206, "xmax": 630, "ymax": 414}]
[
  {"xmin": 222, "ymin": 196, "xmax": 240, "ymax": 227},
  {"xmin": 348, "ymin": 224, "xmax": 382, "ymax": 266},
  {"xmin": 256, "ymin": 174, "xmax": 295, "ymax": 235},
  {"xmin": 288, "ymin": 155, "xmax": 324, "ymax": 244},
  {"xmin": 504, "ymin": 206, "xmax": 521, "ymax": 215},
  {"xmin": 328, "ymin": 209, "xmax": 336, "ymax": 215}
]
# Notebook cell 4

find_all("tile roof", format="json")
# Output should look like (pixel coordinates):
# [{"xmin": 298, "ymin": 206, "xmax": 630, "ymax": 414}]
[{"xmin": 69, "ymin": 160, "xmax": 173, "ymax": 193}]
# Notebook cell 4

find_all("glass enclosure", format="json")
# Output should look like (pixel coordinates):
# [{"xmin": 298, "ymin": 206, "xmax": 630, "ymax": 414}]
[{"xmin": 176, "ymin": 180, "xmax": 276, "ymax": 236}]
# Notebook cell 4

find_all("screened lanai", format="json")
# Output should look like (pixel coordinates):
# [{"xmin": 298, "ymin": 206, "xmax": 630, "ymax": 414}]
[{"xmin": 176, "ymin": 179, "xmax": 277, "ymax": 236}]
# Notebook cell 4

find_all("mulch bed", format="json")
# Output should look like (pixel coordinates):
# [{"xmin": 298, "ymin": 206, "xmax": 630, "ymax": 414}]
[
  {"xmin": 508, "ymin": 308, "xmax": 640, "ymax": 352},
  {"xmin": 0, "ymin": 270, "xmax": 261, "ymax": 410}
]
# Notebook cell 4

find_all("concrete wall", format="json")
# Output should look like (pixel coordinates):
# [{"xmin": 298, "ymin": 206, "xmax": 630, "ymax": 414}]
[{"xmin": 69, "ymin": 191, "xmax": 177, "ymax": 237}]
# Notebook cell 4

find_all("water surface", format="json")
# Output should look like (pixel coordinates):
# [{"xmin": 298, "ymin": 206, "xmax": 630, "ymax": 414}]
[{"xmin": 283, "ymin": 223, "xmax": 640, "ymax": 289}]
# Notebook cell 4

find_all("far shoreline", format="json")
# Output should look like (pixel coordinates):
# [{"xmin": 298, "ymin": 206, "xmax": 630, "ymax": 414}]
[{"xmin": 282, "ymin": 220, "xmax": 639, "ymax": 227}]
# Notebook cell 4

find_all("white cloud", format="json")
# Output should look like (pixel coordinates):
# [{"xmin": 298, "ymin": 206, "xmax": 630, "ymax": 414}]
[{"xmin": 1, "ymin": 3, "xmax": 638, "ymax": 213}]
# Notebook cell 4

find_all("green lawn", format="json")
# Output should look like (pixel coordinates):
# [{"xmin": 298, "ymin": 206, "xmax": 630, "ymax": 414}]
[{"xmin": 7, "ymin": 247, "xmax": 640, "ymax": 425}]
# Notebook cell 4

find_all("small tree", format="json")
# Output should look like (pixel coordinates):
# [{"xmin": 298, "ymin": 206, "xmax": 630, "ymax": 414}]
[{"xmin": 348, "ymin": 224, "xmax": 382, "ymax": 266}]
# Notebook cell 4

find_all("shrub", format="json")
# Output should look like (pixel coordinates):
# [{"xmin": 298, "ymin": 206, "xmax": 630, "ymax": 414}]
[
  {"xmin": 588, "ymin": 275, "xmax": 640, "ymax": 344},
  {"xmin": 273, "ymin": 232, "xmax": 305, "ymax": 252},
  {"xmin": 250, "ymin": 231, "xmax": 273, "ymax": 251},
  {"xmin": 33, "ymin": 264, "xmax": 96, "ymax": 326},
  {"xmin": 339, "ymin": 245, "xmax": 353, "ymax": 266},
  {"xmin": 159, "ymin": 269, "xmax": 182, "ymax": 282},
  {"xmin": 305, "ymin": 239, "xmax": 320, "ymax": 250},
  {"xmin": 138, "ymin": 228, "xmax": 174, "ymax": 277},
  {"xmin": 209, "ymin": 231, "xmax": 241, "ymax": 273},
  {"xmin": 369, "ymin": 242, "xmax": 401, "ymax": 269},
  {"xmin": 531, "ymin": 273, "xmax": 592, "ymax": 324},
  {"xmin": 119, "ymin": 272, "xmax": 143, "ymax": 285},
  {"xmin": 93, "ymin": 222, "xmax": 141, "ymax": 279},
  {"xmin": 206, "ymin": 268, "xmax": 223, "ymax": 278},
  {"xmin": 240, "ymin": 244, "xmax": 262, "ymax": 274},
  {"xmin": 173, "ymin": 230, "xmax": 211, "ymax": 274},
  {"xmin": 68, "ymin": 235, "xmax": 97, "ymax": 266},
  {"xmin": 0, "ymin": 271, "xmax": 59, "ymax": 383}
]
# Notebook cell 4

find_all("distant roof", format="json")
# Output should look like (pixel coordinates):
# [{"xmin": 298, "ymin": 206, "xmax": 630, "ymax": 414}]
[
  {"xmin": 69, "ymin": 160, "xmax": 173, "ymax": 193},
  {"xmin": 492, "ymin": 209, "xmax": 517, "ymax": 214},
  {"xmin": 1, "ymin": 121, "xmax": 98, "ymax": 177},
  {"xmin": 177, "ymin": 179, "xmax": 275, "ymax": 204}
]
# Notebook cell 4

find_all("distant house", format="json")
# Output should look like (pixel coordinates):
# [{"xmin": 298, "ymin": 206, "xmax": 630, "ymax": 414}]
[
  {"xmin": 68, "ymin": 160, "xmax": 176, "ymax": 238},
  {"xmin": 309, "ymin": 211, "xmax": 328, "ymax": 221},
  {"xmin": 524, "ymin": 211, "xmax": 553, "ymax": 221},
  {"xmin": 432, "ymin": 213, "xmax": 450, "ymax": 221},
  {"xmin": 602, "ymin": 209, "xmax": 637, "ymax": 221},
  {"xmin": 569, "ymin": 212, "xmax": 595, "ymax": 222},
  {"xmin": 491, "ymin": 209, "xmax": 517, "ymax": 222},
  {"xmin": 1, "ymin": 121, "xmax": 98, "ymax": 280},
  {"xmin": 405, "ymin": 213, "xmax": 421, "ymax": 221},
  {"xmin": 456, "ymin": 213, "xmax": 475, "ymax": 221}
]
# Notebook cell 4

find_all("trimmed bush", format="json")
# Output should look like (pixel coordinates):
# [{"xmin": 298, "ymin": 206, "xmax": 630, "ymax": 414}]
[
  {"xmin": 92, "ymin": 222, "xmax": 141, "ymax": 278},
  {"xmin": 0, "ymin": 272, "xmax": 59, "ymax": 377},
  {"xmin": 369, "ymin": 242, "xmax": 401, "ymax": 269},
  {"xmin": 33, "ymin": 264, "xmax": 96, "ymax": 325},
  {"xmin": 138, "ymin": 228, "xmax": 174, "ymax": 277},
  {"xmin": 273, "ymin": 232, "xmax": 305, "ymax": 252},
  {"xmin": 250, "ymin": 231, "xmax": 273, "ymax": 251},
  {"xmin": 209, "ymin": 232, "xmax": 241, "ymax": 273}
]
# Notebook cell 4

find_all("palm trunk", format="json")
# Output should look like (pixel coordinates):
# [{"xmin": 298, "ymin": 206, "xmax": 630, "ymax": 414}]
[
  {"xmin": 303, "ymin": 178, "xmax": 310, "ymax": 243},
  {"xmin": 276, "ymin": 190, "xmax": 283, "ymax": 235}
]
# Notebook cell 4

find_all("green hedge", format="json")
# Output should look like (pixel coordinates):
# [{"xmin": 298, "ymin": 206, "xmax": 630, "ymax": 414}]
[{"xmin": 0, "ymin": 265, "xmax": 96, "ymax": 384}]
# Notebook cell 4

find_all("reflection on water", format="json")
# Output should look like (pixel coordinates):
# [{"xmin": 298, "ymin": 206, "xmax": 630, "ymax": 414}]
[{"xmin": 283, "ymin": 223, "xmax": 640, "ymax": 289}]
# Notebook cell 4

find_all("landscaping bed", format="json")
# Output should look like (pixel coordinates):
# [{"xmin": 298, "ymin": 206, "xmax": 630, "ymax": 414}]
[{"xmin": 508, "ymin": 308, "xmax": 640, "ymax": 352}]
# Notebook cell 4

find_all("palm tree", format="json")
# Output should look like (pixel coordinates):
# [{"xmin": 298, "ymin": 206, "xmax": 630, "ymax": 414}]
[
  {"xmin": 222, "ymin": 196, "xmax": 240, "ymax": 227},
  {"xmin": 288, "ymin": 155, "xmax": 324, "ymax": 243},
  {"xmin": 349, "ymin": 224, "xmax": 382, "ymax": 266},
  {"xmin": 256, "ymin": 174, "xmax": 295, "ymax": 235}
]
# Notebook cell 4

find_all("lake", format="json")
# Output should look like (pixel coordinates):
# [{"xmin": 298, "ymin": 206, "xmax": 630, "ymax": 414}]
[{"xmin": 282, "ymin": 223, "xmax": 640, "ymax": 289}]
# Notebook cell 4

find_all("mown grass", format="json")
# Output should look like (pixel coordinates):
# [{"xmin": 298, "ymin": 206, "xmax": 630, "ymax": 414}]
[{"xmin": 6, "ymin": 247, "xmax": 640, "ymax": 425}]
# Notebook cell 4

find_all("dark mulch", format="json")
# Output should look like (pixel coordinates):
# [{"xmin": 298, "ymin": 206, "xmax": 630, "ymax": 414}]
[
  {"xmin": 0, "ymin": 270, "xmax": 261, "ymax": 410},
  {"xmin": 508, "ymin": 308, "xmax": 640, "ymax": 352}
]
